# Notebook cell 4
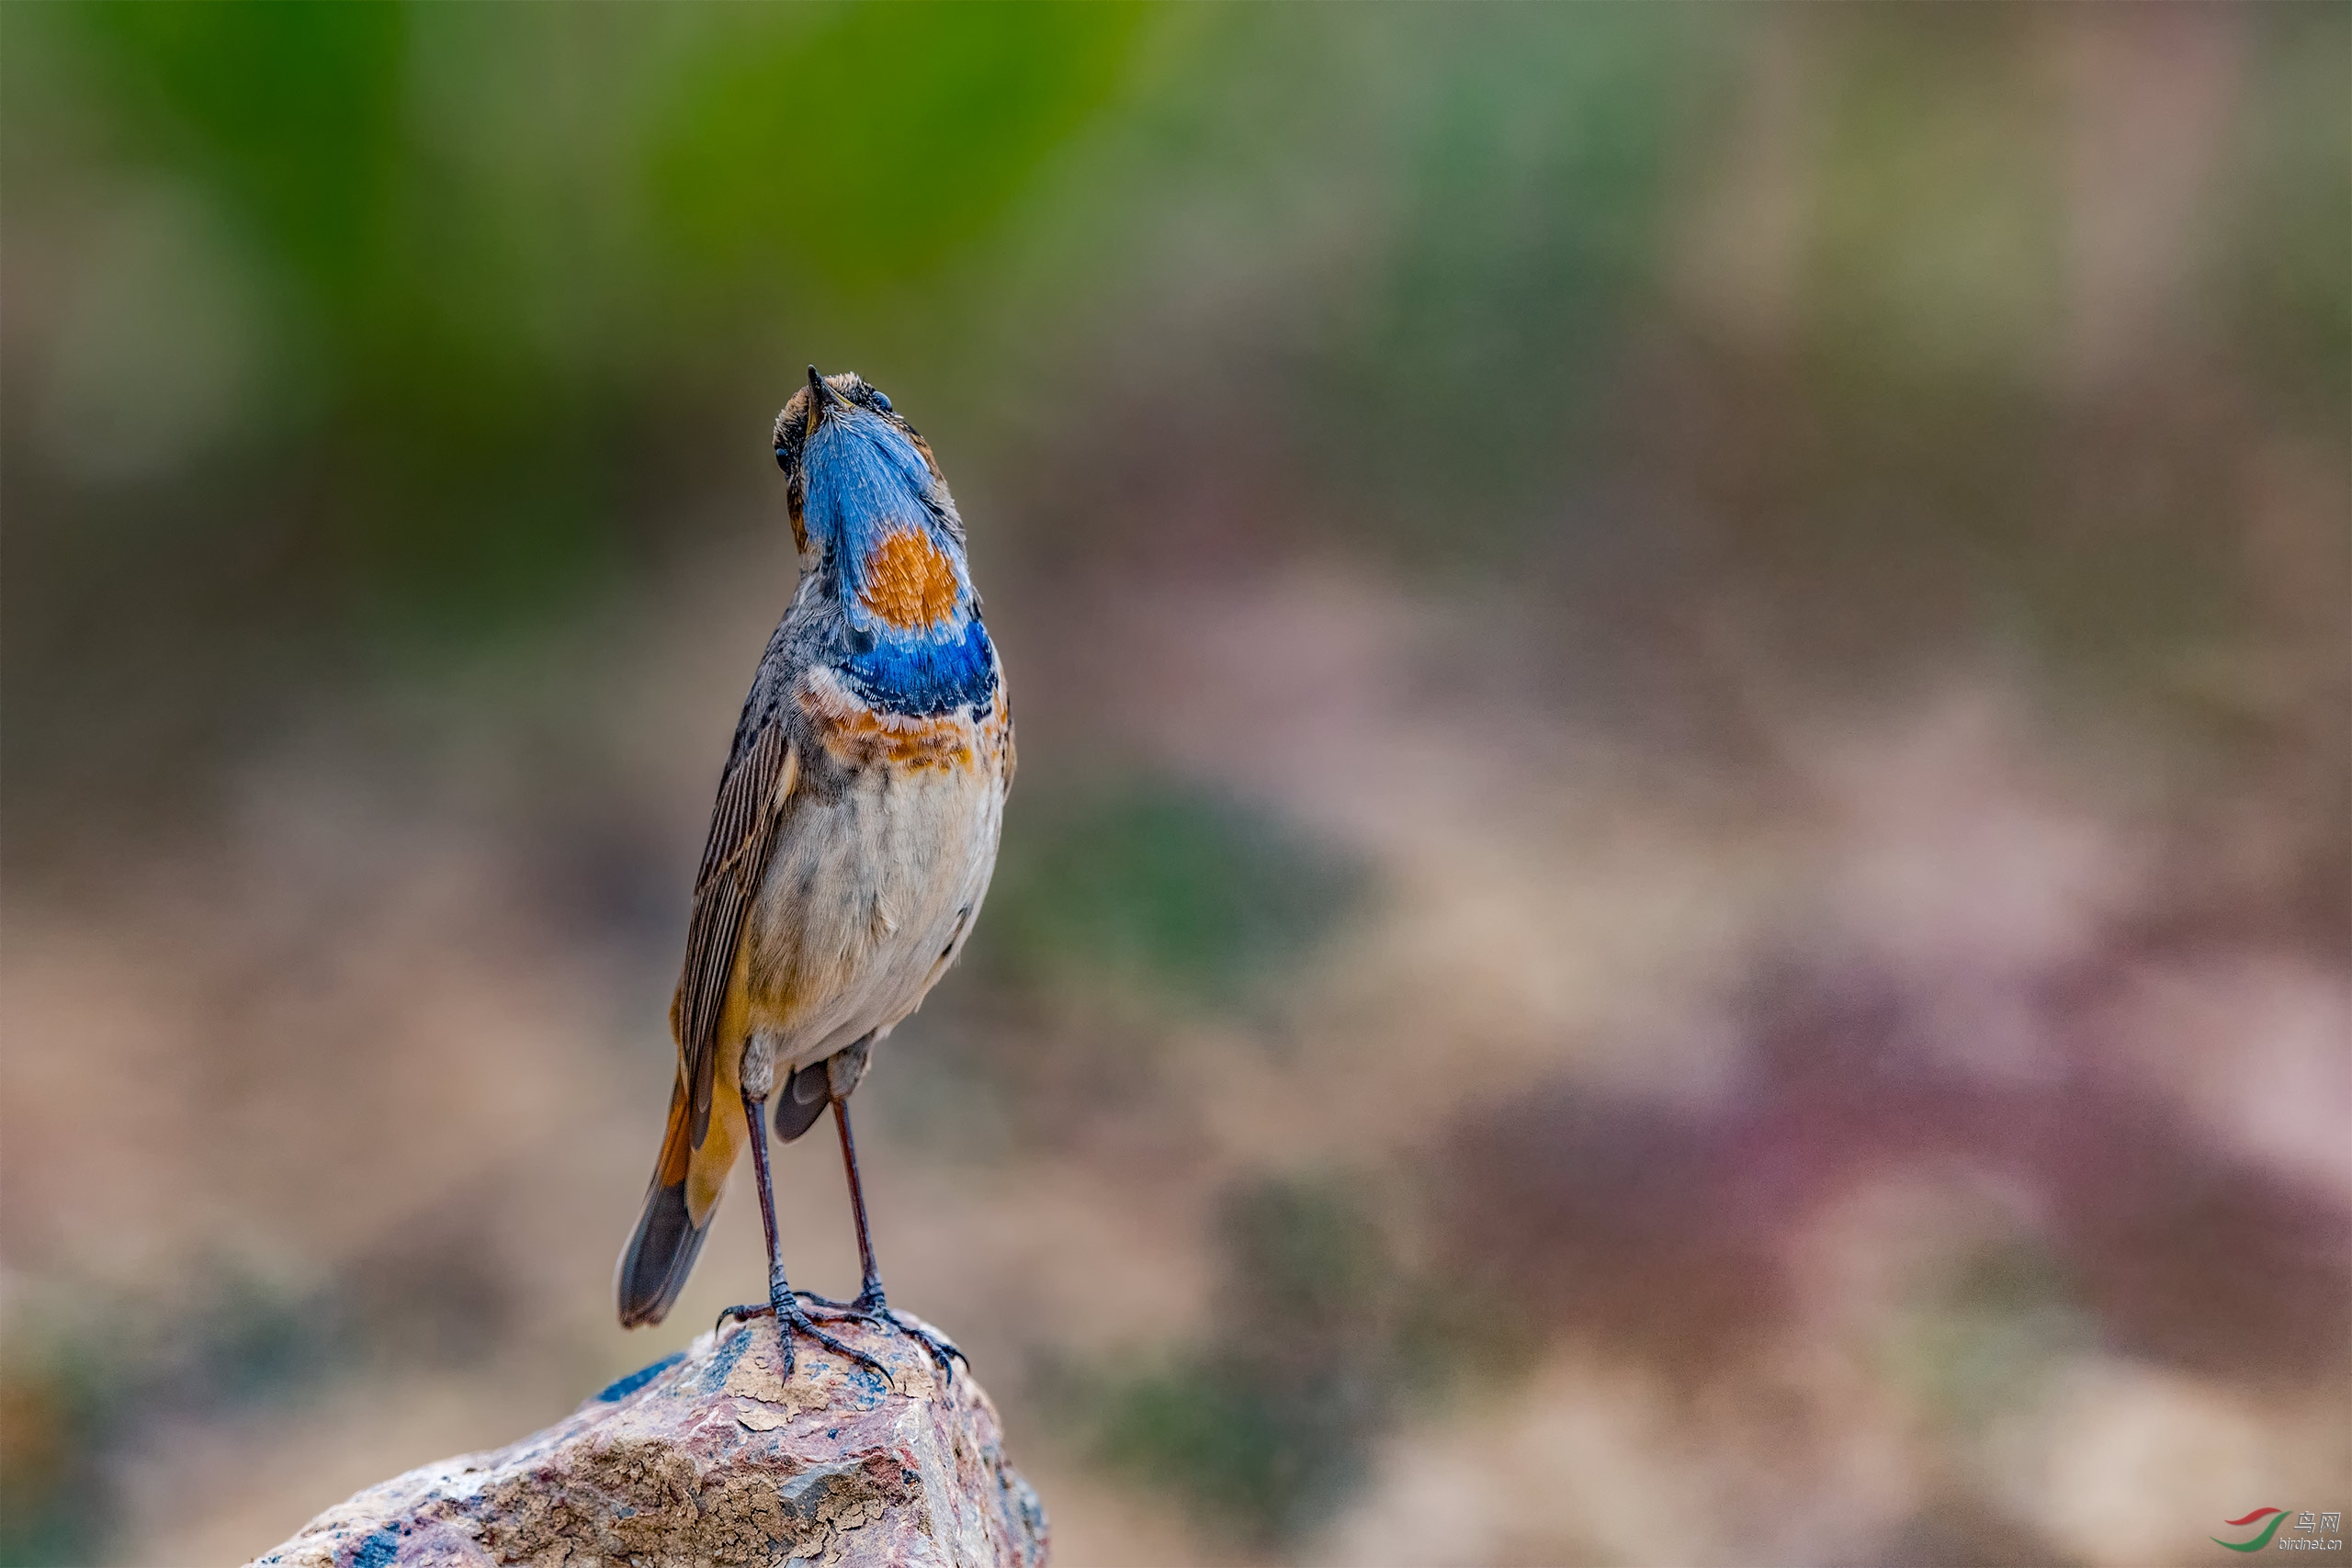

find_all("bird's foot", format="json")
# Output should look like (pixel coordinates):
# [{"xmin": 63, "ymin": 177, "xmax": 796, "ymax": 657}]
[
  {"xmin": 787, "ymin": 1287, "xmax": 860, "ymax": 1313},
  {"xmin": 781, "ymin": 1287, "xmax": 963, "ymax": 1382},
  {"xmin": 716, "ymin": 1292, "xmax": 894, "ymax": 1386},
  {"xmin": 836, "ymin": 1285, "xmax": 966, "ymax": 1382}
]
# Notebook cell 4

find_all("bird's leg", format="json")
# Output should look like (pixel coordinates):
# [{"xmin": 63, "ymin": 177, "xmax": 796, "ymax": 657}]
[
  {"xmin": 839, "ymin": 1092, "xmax": 885, "ymax": 1306},
  {"xmin": 820, "ymin": 1093, "xmax": 965, "ymax": 1379},
  {"xmin": 716, "ymin": 1090, "xmax": 893, "ymax": 1387}
]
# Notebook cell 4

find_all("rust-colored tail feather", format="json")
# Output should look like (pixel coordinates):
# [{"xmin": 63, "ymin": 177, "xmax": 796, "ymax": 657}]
[{"xmin": 616, "ymin": 1080, "xmax": 714, "ymax": 1328}]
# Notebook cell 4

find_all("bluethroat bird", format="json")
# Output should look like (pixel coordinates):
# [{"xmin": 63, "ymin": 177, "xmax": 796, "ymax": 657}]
[{"xmin": 616, "ymin": 367, "xmax": 1012, "ymax": 1382}]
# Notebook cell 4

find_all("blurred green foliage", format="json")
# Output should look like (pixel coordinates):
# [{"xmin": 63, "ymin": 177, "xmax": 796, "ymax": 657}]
[
  {"xmin": 2228, "ymin": 5, "xmax": 2352, "ymax": 408},
  {"xmin": 652, "ymin": 6, "xmax": 1145, "ymax": 294},
  {"xmin": 1807, "ymin": 16, "xmax": 2064, "ymax": 389},
  {"xmin": 1094, "ymin": 1174, "xmax": 1397, "ymax": 1546},
  {"xmin": 0, "ymin": 1288, "xmax": 326, "ymax": 1568},
  {"xmin": 86, "ymin": 6, "xmax": 411, "ymax": 311},
  {"xmin": 1301, "ymin": 7, "xmax": 1703, "ymax": 539},
  {"xmin": 1883, "ymin": 1236, "xmax": 2096, "ymax": 1438},
  {"xmin": 0, "ymin": 1236, "xmax": 514, "ymax": 1566},
  {"xmin": 978, "ymin": 783, "xmax": 1366, "ymax": 1010},
  {"xmin": 19, "ymin": 4, "xmax": 1150, "ymax": 637},
  {"xmin": 0, "ymin": 1354, "xmax": 110, "ymax": 1568},
  {"xmin": 12, "ymin": 4, "xmax": 2339, "ymax": 822},
  {"xmin": 0, "ymin": 3, "xmax": 1710, "ymax": 696}
]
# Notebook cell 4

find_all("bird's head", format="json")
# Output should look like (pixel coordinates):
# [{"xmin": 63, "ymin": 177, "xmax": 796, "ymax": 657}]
[{"xmin": 773, "ymin": 367, "xmax": 973, "ymax": 640}]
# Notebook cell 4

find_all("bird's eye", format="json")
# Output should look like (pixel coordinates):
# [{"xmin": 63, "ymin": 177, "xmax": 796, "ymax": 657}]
[{"xmin": 871, "ymin": 392, "xmax": 892, "ymax": 412}]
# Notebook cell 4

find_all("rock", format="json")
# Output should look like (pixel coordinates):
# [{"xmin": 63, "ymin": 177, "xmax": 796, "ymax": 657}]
[{"xmin": 250, "ymin": 1314, "xmax": 1048, "ymax": 1568}]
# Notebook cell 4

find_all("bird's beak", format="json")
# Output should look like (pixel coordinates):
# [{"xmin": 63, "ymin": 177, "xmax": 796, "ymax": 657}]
[{"xmin": 804, "ymin": 365, "xmax": 844, "ymax": 436}]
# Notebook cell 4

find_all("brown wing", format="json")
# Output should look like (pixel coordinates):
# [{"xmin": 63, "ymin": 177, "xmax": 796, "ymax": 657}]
[{"xmin": 673, "ymin": 719, "xmax": 797, "ymax": 1146}]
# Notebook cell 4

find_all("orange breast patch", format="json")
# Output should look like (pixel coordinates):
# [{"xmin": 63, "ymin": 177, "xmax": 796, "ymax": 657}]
[{"xmin": 858, "ymin": 528, "xmax": 960, "ymax": 630}]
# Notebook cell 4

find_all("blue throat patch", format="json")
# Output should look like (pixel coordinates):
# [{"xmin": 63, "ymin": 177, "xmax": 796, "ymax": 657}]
[
  {"xmin": 837, "ymin": 616, "xmax": 998, "ymax": 717},
  {"xmin": 801, "ymin": 406, "xmax": 996, "ymax": 717}
]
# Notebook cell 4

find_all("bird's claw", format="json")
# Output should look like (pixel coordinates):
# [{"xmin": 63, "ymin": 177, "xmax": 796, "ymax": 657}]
[
  {"xmin": 775, "ymin": 1288, "xmax": 962, "ymax": 1382},
  {"xmin": 784, "ymin": 1288, "xmax": 964, "ymax": 1381},
  {"xmin": 789, "ymin": 1287, "xmax": 859, "ymax": 1313},
  {"xmin": 715, "ymin": 1295, "xmax": 895, "ymax": 1387},
  {"xmin": 846, "ymin": 1289, "xmax": 966, "ymax": 1382}
]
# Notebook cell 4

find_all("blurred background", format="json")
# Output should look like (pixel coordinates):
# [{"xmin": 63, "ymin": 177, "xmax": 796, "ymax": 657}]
[{"xmin": 3, "ymin": 5, "xmax": 2346, "ymax": 1563}]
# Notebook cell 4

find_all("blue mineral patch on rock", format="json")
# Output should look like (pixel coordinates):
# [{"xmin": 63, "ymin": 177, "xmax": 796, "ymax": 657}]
[
  {"xmin": 595, "ymin": 1351, "xmax": 684, "ymax": 1403},
  {"xmin": 699, "ymin": 1326, "xmax": 752, "ymax": 1391}
]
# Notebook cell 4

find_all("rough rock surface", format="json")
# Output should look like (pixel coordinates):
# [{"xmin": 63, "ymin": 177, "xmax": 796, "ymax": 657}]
[{"xmin": 251, "ymin": 1314, "xmax": 1047, "ymax": 1567}]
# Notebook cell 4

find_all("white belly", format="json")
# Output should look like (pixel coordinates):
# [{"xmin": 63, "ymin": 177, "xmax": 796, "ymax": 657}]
[{"xmin": 739, "ymin": 754, "xmax": 1004, "ymax": 1073}]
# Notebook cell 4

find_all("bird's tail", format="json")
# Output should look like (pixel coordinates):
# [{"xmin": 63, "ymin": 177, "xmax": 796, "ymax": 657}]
[{"xmin": 615, "ymin": 1074, "xmax": 745, "ymax": 1327}]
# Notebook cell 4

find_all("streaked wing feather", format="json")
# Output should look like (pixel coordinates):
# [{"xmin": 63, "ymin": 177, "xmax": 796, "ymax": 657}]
[{"xmin": 676, "ymin": 719, "xmax": 797, "ymax": 1145}]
